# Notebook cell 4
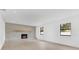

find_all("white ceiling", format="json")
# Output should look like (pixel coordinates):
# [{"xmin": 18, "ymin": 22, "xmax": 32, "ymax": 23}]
[{"xmin": 2, "ymin": 9, "xmax": 79, "ymax": 26}]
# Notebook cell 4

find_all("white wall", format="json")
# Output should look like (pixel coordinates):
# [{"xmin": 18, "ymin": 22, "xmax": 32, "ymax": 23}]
[
  {"xmin": 0, "ymin": 14, "xmax": 5, "ymax": 49},
  {"xmin": 36, "ymin": 14, "xmax": 79, "ymax": 48}
]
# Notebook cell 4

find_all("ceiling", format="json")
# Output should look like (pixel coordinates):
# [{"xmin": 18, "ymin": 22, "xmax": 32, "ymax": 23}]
[{"xmin": 2, "ymin": 9, "xmax": 79, "ymax": 26}]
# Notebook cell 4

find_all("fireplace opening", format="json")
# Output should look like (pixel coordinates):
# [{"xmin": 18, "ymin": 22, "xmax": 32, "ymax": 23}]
[{"xmin": 21, "ymin": 34, "xmax": 28, "ymax": 39}]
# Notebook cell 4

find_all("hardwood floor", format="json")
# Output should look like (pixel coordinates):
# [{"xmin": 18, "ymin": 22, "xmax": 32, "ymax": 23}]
[{"xmin": 2, "ymin": 40, "xmax": 79, "ymax": 50}]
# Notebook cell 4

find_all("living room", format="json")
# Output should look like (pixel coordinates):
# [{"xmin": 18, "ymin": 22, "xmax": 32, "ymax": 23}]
[{"xmin": 0, "ymin": 9, "xmax": 79, "ymax": 50}]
